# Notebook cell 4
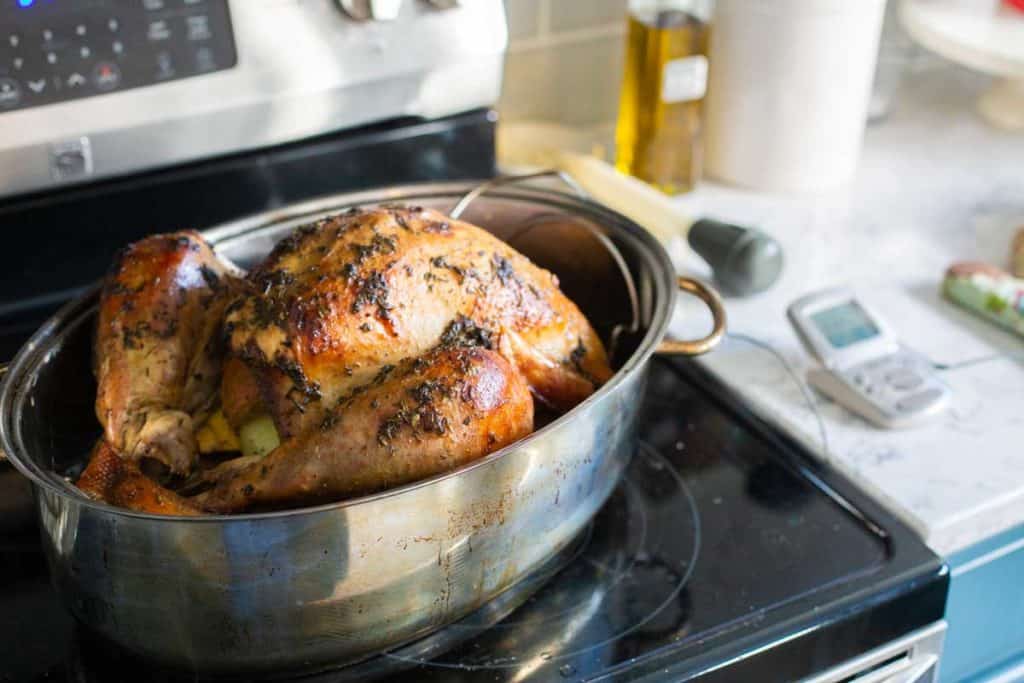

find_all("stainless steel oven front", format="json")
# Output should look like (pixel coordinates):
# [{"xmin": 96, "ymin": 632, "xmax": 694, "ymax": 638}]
[{"xmin": 0, "ymin": 0, "xmax": 506, "ymax": 199}]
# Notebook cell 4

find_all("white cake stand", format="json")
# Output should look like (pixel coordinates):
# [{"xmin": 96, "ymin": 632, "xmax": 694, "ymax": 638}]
[{"xmin": 901, "ymin": 0, "xmax": 1024, "ymax": 130}]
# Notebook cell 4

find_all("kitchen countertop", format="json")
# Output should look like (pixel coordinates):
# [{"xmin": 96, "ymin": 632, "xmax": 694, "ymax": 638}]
[{"xmin": 668, "ymin": 60, "xmax": 1024, "ymax": 556}]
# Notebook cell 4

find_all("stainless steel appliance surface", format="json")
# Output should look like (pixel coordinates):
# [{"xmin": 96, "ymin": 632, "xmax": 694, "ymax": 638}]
[{"xmin": 0, "ymin": 0, "xmax": 507, "ymax": 198}]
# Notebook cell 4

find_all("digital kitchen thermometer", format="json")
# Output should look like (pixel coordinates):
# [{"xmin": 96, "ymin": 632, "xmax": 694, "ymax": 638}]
[{"xmin": 787, "ymin": 287, "xmax": 951, "ymax": 428}]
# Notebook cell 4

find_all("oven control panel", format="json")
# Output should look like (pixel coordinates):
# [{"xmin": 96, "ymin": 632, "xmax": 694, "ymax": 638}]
[{"xmin": 0, "ymin": 0, "xmax": 236, "ymax": 112}]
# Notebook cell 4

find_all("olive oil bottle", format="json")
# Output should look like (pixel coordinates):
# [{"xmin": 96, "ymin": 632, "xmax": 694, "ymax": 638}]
[{"xmin": 615, "ymin": 0, "xmax": 711, "ymax": 195}]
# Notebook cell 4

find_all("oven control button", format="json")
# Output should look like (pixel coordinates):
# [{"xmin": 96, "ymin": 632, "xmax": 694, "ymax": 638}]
[
  {"xmin": 93, "ymin": 62, "xmax": 121, "ymax": 91},
  {"xmin": 50, "ymin": 137, "xmax": 93, "ymax": 181},
  {"xmin": 338, "ymin": 0, "xmax": 402, "ymax": 21},
  {"xmin": 26, "ymin": 78, "xmax": 46, "ymax": 94},
  {"xmin": 155, "ymin": 51, "xmax": 175, "ymax": 79},
  {"xmin": 0, "ymin": 78, "xmax": 21, "ymax": 108},
  {"xmin": 148, "ymin": 20, "xmax": 172, "ymax": 41},
  {"xmin": 67, "ymin": 72, "xmax": 87, "ymax": 88},
  {"xmin": 185, "ymin": 14, "xmax": 213, "ymax": 41},
  {"xmin": 194, "ymin": 46, "xmax": 216, "ymax": 71}
]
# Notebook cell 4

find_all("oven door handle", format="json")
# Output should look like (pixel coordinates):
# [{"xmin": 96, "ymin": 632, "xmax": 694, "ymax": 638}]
[
  {"xmin": 899, "ymin": 656, "xmax": 939, "ymax": 683},
  {"xmin": 846, "ymin": 652, "xmax": 937, "ymax": 683}
]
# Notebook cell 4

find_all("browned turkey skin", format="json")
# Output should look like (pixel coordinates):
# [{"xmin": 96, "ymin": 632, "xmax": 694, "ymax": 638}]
[
  {"xmin": 221, "ymin": 206, "xmax": 611, "ymax": 440},
  {"xmin": 94, "ymin": 231, "xmax": 241, "ymax": 476},
  {"xmin": 196, "ymin": 346, "xmax": 533, "ymax": 513},
  {"xmin": 78, "ymin": 440, "xmax": 204, "ymax": 516},
  {"xmin": 82, "ymin": 207, "xmax": 613, "ymax": 515}
]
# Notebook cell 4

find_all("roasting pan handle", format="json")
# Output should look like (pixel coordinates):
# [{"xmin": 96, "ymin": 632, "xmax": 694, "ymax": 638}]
[{"xmin": 656, "ymin": 277, "xmax": 727, "ymax": 356}]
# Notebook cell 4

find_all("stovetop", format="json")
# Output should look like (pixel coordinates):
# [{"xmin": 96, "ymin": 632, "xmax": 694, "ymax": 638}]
[{"xmin": 1, "ymin": 357, "xmax": 947, "ymax": 683}]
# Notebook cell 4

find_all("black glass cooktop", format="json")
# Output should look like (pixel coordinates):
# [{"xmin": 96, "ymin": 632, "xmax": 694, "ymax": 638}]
[{"xmin": 0, "ymin": 358, "xmax": 946, "ymax": 683}]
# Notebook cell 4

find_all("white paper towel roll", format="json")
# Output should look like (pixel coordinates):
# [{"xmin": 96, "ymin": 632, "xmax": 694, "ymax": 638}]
[{"xmin": 705, "ymin": 0, "xmax": 887, "ymax": 192}]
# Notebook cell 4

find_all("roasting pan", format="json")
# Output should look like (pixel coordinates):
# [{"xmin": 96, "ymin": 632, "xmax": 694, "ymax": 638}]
[{"xmin": 0, "ymin": 179, "xmax": 724, "ymax": 674}]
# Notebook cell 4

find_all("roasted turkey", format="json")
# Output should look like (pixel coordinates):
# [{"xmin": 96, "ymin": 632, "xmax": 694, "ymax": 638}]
[{"xmin": 82, "ymin": 207, "xmax": 613, "ymax": 514}]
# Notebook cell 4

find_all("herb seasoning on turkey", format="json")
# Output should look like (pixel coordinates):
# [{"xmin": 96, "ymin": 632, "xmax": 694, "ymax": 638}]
[{"xmin": 81, "ymin": 207, "xmax": 612, "ymax": 514}]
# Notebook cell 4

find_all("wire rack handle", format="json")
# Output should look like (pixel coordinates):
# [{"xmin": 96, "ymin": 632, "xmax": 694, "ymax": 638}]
[
  {"xmin": 448, "ymin": 170, "xmax": 641, "ymax": 359},
  {"xmin": 449, "ymin": 170, "xmax": 588, "ymax": 220}
]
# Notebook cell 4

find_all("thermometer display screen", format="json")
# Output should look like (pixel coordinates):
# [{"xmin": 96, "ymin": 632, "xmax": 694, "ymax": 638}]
[{"xmin": 811, "ymin": 301, "xmax": 881, "ymax": 348}]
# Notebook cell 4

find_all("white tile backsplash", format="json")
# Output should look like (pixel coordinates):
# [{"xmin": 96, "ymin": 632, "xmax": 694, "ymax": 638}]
[
  {"xmin": 549, "ymin": 0, "xmax": 628, "ymax": 32},
  {"xmin": 503, "ymin": 0, "xmax": 543, "ymax": 41},
  {"xmin": 500, "ymin": 0, "xmax": 627, "ymax": 126}
]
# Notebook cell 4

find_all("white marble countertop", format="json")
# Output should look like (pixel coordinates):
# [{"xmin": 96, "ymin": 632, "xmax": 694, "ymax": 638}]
[{"xmin": 667, "ymin": 60, "xmax": 1024, "ymax": 556}]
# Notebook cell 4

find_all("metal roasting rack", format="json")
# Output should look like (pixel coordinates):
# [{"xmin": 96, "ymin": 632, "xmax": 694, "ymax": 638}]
[{"xmin": 449, "ymin": 170, "xmax": 643, "ymax": 361}]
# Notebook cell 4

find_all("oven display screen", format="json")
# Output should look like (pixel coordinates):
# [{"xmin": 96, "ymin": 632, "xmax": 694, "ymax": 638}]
[
  {"xmin": 810, "ymin": 301, "xmax": 880, "ymax": 348},
  {"xmin": 0, "ymin": 0, "xmax": 236, "ymax": 113}
]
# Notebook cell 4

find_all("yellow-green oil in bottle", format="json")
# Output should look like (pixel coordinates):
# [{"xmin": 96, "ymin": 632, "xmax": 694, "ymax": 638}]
[{"xmin": 615, "ymin": 4, "xmax": 710, "ymax": 195}]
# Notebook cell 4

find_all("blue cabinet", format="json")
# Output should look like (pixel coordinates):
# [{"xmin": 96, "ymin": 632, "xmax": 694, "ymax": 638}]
[{"xmin": 942, "ymin": 523, "xmax": 1024, "ymax": 682}]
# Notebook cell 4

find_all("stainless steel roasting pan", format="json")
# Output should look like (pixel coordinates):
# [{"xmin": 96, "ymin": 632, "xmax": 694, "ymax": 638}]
[{"xmin": 0, "ymin": 180, "xmax": 725, "ymax": 674}]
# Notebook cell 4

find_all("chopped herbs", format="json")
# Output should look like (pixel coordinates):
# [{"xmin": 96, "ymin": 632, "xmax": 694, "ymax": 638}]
[
  {"xmin": 570, "ymin": 339, "xmax": 586, "ymax": 368},
  {"xmin": 439, "ymin": 315, "xmax": 494, "ymax": 350},
  {"xmin": 275, "ymin": 354, "xmax": 321, "ymax": 400},
  {"xmin": 121, "ymin": 322, "xmax": 150, "ymax": 349},
  {"xmin": 350, "ymin": 270, "xmax": 393, "ymax": 322},
  {"xmin": 492, "ymin": 253, "xmax": 517, "ymax": 286},
  {"xmin": 351, "ymin": 233, "xmax": 398, "ymax": 264},
  {"xmin": 431, "ymin": 255, "xmax": 468, "ymax": 281},
  {"xmin": 372, "ymin": 364, "xmax": 396, "ymax": 385}
]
